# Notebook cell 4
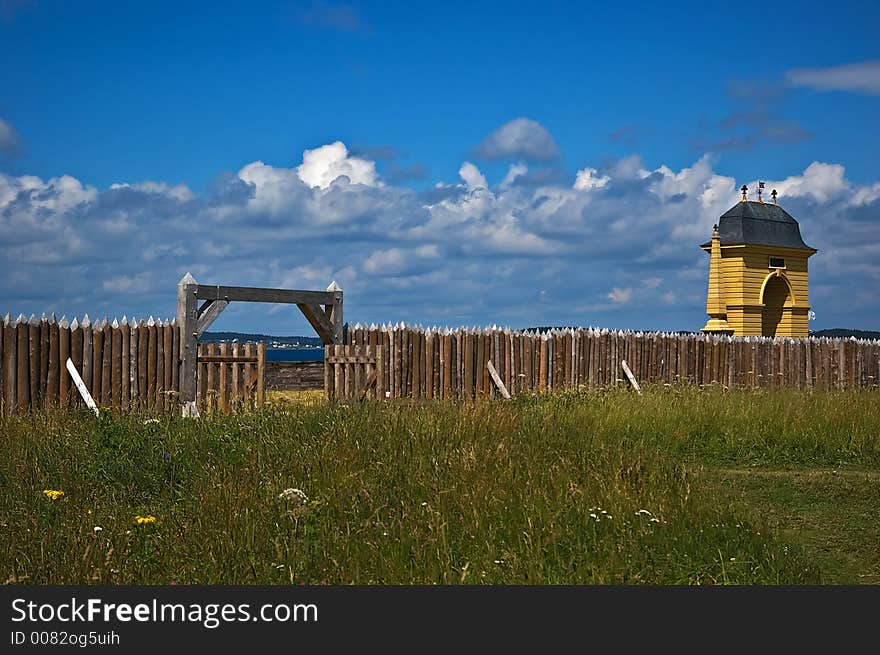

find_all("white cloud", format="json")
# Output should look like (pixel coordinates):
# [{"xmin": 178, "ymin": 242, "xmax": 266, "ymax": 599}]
[
  {"xmin": 458, "ymin": 161, "xmax": 487, "ymax": 191},
  {"xmin": 786, "ymin": 60, "xmax": 880, "ymax": 95},
  {"xmin": 295, "ymin": 141, "xmax": 380, "ymax": 189},
  {"xmin": 1, "ymin": 146, "xmax": 879, "ymax": 331},
  {"xmin": 607, "ymin": 287, "xmax": 633, "ymax": 303},
  {"xmin": 573, "ymin": 167, "xmax": 609, "ymax": 191},
  {"xmin": 475, "ymin": 118, "xmax": 560, "ymax": 162},
  {"xmin": 762, "ymin": 162, "xmax": 849, "ymax": 204}
]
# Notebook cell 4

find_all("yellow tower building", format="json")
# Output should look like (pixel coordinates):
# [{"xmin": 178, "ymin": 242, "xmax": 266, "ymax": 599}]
[{"xmin": 701, "ymin": 185, "xmax": 816, "ymax": 338}]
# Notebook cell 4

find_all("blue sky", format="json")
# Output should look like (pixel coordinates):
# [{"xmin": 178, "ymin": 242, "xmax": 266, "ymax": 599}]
[{"xmin": 1, "ymin": 0, "xmax": 879, "ymax": 334}]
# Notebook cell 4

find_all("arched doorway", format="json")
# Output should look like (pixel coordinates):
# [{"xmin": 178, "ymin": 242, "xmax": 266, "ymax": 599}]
[{"xmin": 761, "ymin": 274, "xmax": 793, "ymax": 337}]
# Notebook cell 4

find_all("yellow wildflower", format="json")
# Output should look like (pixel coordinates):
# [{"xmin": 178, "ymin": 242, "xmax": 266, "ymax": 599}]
[
  {"xmin": 42, "ymin": 490, "xmax": 65, "ymax": 501},
  {"xmin": 134, "ymin": 515, "xmax": 157, "ymax": 525}
]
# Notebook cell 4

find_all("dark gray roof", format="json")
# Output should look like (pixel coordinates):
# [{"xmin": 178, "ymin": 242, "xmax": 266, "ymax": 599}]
[{"xmin": 701, "ymin": 201, "xmax": 815, "ymax": 251}]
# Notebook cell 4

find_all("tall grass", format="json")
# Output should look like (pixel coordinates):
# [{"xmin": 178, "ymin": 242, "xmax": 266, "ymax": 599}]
[{"xmin": 2, "ymin": 386, "xmax": 877, "ymax": 584}]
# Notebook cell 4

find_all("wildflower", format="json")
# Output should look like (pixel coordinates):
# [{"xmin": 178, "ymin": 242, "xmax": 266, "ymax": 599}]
[
  {"xmin": 589, "ymin": 513, "xmax": 599, "ymax": 520},
  {"xmin": 143, "ymin": 418, "xmax": 160, "ymax": 425},
  {"xmin": 278, "ymin": 488, "xmax": 308, "ymax": 505},
  {"xmin": 93, "ymin": 526, "xmax": 103, "ymax": 534},
  {"xmin": 134, "ymin": 515, "xmax": 157, "ymax": 525},
  {"xmin": 42, "ymin": 490, "xmax": 64, "ymax": 501},
  {"xmin": 636, "ymin": 509, "xmax": 653, "ymax": 516},
  {"xmin": 494, "ymin": 560, "xmax": 503, "ymax": 565},
  {"xmin": 421, "ymin": 501, "xmax": 428, "ymax": 507},
  {"xmin": 649, "ymin": 518, "xmax": 661, "ymax": 523}
]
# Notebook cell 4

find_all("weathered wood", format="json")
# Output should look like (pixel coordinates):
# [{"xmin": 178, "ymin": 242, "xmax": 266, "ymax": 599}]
[
  {"xmin": 121, "ymin": 320, "xmax": 130, "ymax": 409},
  {"xmin": 487, "ymin": 360, "xmax": 511, "ymax": 399},
  {"xmin": 163, "ymin": 323, "xmax": 173, "ymax": 412},
  {"xmin": 39, "ymin": 318, "xmax": 49, "ymax": 405},
  {"xmin": 256, "ymin": 341, "xmax": 266, "ymax": 407},
  {"xmin": 137, "ymin": 320, "xmax": 148, "ymax": 408},
  {"xmin": 196, "ymin": 285, "xmax": 336, "ymax": 306},
  {"xmin": 59, "ymin": 319, "xmax": 70, "ymax": 409},
  {"xmin": 155, "ymin": 321, "xmax": 165, "ymax": 414},
  {"xmin": 66, "ymin": 358, "xmax": 99, "ymax": 418},
  {"xmin": 2, "ymin": 319, "xmax": 16, "ymax": 413},
  {"xmin": 46, "ymin": 319, "xmax": 59, "ymax": 408},
  {"xmin": 196, "ymin": 299, "xmax": 229, "ymax": 337},
  {"xmin": 621, "ymin": 360, "xmax": 642, "ymax": 394},
  {"xmin": 111, "ymin": 321, "xmax": 122, "ymax": 408},
  {"xmin": 28, "ymin": 318, "xmax": 40, "ymax": 407},
  {"xmin": 89, "ymin": 324, "xmax": 101, "ymax": 400},
  {"xmin": 128, "ymin": 318, "xmax": 141, "ymax": 409},
  {"xmin": 16, "ymin": 319, "xmax": 29, "ymax": 411},
  {"xmin": 297, "ymin": 303, "xmax": 334, "ymax": 344},
  {"xmin": 147, "ymin": 320, "xmax": 157, "ymax": 410},
  {"xmin": 71, "ymin": 320, "xmax": 84, "ymax": 407},
  {"xmin": 100, "ymin": 321, "xmax": 112, "ymax": 406},
  {"xmin": 177, "ymin": 274, "xmax": 199, "ymax": 414},
  {"xmin": 218, "ymin": 342, "xmax": 229, "ymax": 413}
]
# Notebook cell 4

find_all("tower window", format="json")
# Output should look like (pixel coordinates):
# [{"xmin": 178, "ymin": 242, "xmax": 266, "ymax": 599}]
[{"xmin": 769, "ymin": 257, "xmax": 785, "ymax": 269}]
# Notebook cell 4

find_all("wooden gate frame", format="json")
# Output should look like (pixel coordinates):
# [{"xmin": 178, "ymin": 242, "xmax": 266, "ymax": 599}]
[{"xmin": 176, "ymin": 272, "xmax": 343, "ymax": 415}]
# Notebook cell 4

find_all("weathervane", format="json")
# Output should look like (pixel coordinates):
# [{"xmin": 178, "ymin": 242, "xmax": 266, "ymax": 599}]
[
  {"xmin": 757, "ymin": 181, "xmax": 765, "ymax": 203},
  {"xmin": 741, "ymin": 184, "xmax": 748, "ymax": 202}
]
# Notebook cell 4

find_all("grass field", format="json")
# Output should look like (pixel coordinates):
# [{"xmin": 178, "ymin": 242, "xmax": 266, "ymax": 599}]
[{"xmin": 1, "ymin": 385, "xmax": 878, "ymax": 585}]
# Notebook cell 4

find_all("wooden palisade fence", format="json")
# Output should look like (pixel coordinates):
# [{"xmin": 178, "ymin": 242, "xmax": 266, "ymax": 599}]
[
  {"xmin": 339, "ymin": 324, "xmax": 880, "ymax": 400},
  {"xmin": 0, "ymin": 313, "xmax": 265, "ymax": 414}
]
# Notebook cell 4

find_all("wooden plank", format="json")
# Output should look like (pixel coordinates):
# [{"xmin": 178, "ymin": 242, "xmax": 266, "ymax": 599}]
[
  {"xmin": 38, "ymin": 317, "xmax": 49, "ymax": 406},
  {"xmin": 621, "ymin": 359, "xmax": 642, "ymax": 394},
  {"xmin": 121, "ymin": 320, "xmax": 130, "ymax": 409},
  {"xmin": 171, "ymin": 325, "xmax": 180, "ymax": 396},
  {"xmin": 66, "ymin": 358, "xmax": 99, "ymax": 418},
  {"xmin": 538, "ymin": 335, "xmax": 548, "ymax": 392},
  {"xmin": 323, "ymin": 345, "xmax": 332, "ymax": 401},
  {"xmin": 205, "ymin": 343, "xmax": 217, "ymax": 412},
  {"xmin": 72, "ymin": 320, "xmax": 84, "ymax": 406},
  {"xmin": 100, "ymin": 321, "xmax": 112, "ymax": 407},
  {"xmin": 443, "ymin": 333, "xmax": 452, "ymax": 401},
  {"xmin": 297, "ymin": 303, "xmax": 334, "ymax": 344},
  {"xmin": 147, "ymin": 320, "xmax": 157, "ymax": 410},
  {"xmin": 334, "ymin": 344, "xmax": 344, "ymax": 400},
  {"xmin": 137, "ymin": 320, "xmax": 147, "ymax": 408},
  {"xmin": 155, "ymin": 321, "xmax": 165, "ymax": 413},
  {"xmin": 130, "ymin": 323, "xmax": 140, "ymax": 407},
  {"xmin": 59, "ymin": 319, "xmax": 70, "ymax": 409},
  {"xmin": 17, "ymin": 319, "xmax": 29, "ymax": 411},
  {"xmin": 196, "ymin": 299, "xmax": 229, "ymax": 337},
  {"xmin": 112, "ymin": 321, "xmax": 122, "ymax": 408},
  {"xmin": 177, "ymin": 274, "xmax": 199, "ymax": 413},
  {"xmin": 2, "ymin": 318, "xmax": 15, "ymax": 413},
  {"xmin": 487, "ymin": 360, "xmax": 511, "ymax": 399},
  {"xmin": 163, "ymin": 323, "xmax": 173, "ymax": 411},
  {"xmin": 47, "ymin": 318, "xmax": 59, "ymax": 408},
  {"xmin": 256, "ymin": 341, "xmax": 266, "ymax": 406},
  {"xmin": 28, "ymin": 318, "xmax": 40, "ymax": 408},
  {"xmin": 195, "ymin": 284, "xmax": 336, "ymax": 306},
  {"xmin": 231, "ymin": 343, "xmax": 241, "ymax": 409},
  {"xmin": 425, "ymin": 332, "xmax": 434, "ymax": 400},
  {"xmin": 218, "ymin": 342, "xmax": 229, "ymax": 413}
]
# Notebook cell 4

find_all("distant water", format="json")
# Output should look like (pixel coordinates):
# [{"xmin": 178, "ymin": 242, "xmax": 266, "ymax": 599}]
[{"xmin": 267, "ymin": 348, "xmax": 323, "ymax": 362}]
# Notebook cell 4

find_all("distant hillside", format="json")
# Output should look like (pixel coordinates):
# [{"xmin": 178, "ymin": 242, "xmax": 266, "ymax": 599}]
[
  {"xmin": 200, "ymin": 331, "xmax": 323, "ymax": 348},
  {"xmin": 811, "ymin": 329, "xmax": 880, "ymax": 340}
]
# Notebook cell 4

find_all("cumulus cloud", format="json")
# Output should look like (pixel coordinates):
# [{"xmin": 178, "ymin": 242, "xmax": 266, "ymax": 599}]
[
  {"xmin": 295, "ymin": 141, "xmax": 380, "ymax": 189},
  {"xmin": 458, "ymin": 162, "xmax": 487, "ymax": 191},
  {"xmin": 786, "ymin": 61, "xmax": 880, "ymax": 95},
  {"xmin": 475, "ymin": 118, "xmax": 560, "ymax": 162},
  {"xmin": 1, "ymin": 143, "xmax": 878, "ymax": 331},
  {"xmin": 0, "ymin": 117, "xmax": 22, "ymax": 156}
]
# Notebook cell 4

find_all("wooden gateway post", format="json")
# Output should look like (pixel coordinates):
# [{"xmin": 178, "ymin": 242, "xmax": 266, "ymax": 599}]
[{"xmin": 176, "ymin": 273, "xmax": 343, "ymax": 416}]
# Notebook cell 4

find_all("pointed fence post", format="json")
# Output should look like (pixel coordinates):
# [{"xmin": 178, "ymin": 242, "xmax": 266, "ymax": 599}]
[
  {"xmin": 326, "ymin": 280, "xmax": 344, "ymax": 345},
  {"xmin": 177, "ymin": 272, "xmax": 200, "ymax": 417}
]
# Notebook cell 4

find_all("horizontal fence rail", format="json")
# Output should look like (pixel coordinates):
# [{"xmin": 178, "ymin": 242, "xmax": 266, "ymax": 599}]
[
  {"xmin": 1, "ymin": 313, "xmax": 180, "ymax": 414},
  {"xmin": 343, "ymin": 324, "xmax": 880, "ymax": 400}
]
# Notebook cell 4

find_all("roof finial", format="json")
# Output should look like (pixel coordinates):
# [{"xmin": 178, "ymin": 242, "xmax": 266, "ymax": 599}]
[
  {"xmin": 740, "ymin": 184, "xmax": 748, "ymax": 202},
  {"xmin": 771, "ymin": 188, "xmax": 778, "ymax": 204},
  {"xmin": 757, "ymin": 181, "xmax": 765, "ymax": 204}
]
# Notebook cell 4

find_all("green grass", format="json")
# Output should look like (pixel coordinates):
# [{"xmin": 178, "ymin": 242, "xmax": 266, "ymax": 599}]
[{"xmin": 1, "ymin": 385, "xmax": 878, "ymax": 585}]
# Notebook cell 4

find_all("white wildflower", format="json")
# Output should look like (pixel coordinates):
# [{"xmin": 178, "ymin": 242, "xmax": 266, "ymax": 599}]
[
  {"xmin": 93, "ymin": 526, "xmax": 103, "ymax": 533},
  {"xmin": 143, "ymin": 418, "xmax": 160, "ymax": 425},
  {"xmin": 278, "ymin": 488, "xmax": 309, "ymax": 505}
]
